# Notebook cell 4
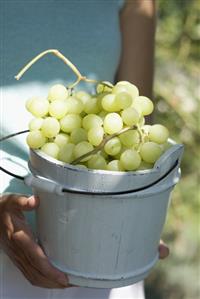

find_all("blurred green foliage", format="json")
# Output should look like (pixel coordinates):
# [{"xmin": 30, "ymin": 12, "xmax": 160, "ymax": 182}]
[{"xmin": 145, "ymin": 0, "xmax": 200, "ymax": 298}]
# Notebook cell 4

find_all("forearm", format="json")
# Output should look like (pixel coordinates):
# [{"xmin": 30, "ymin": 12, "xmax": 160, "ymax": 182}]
[{"xmin": 116, "ymin": 0, "xmax": 156, "ymax": 99}]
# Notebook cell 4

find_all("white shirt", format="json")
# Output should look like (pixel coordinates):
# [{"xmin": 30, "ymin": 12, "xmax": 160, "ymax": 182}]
[{"xmin": 0, "ymin": 1, "xmax": 145, "ymax": 297}]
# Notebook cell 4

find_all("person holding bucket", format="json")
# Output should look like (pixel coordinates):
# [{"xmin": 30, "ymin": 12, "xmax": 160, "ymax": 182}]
[{"xmin": 0, "ymin": 0, "xmax": 169, "ymax": 298}]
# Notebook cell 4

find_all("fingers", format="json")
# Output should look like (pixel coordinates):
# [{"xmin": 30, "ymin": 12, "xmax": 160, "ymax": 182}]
[
  {"xmin": 6, "ymin": 194, "xmax": 40, "ymax": 211},
  {"xmin": 0, "ymin": 195, "xmax": 37, "ymax": 242},
  {"xmin": 159, "ymin": 240, "xmax": 170, "ymax": 259},
  {"xmin": 1, "ymin": 194, "xmax": 70, "ymax": 288},
  {"xmin": 11, "ymin": 230, "xmax": 70, "ymax": 288},
  {"xmin": 1, "ymin": 194, "xmax": 71, "ymax": 288}
]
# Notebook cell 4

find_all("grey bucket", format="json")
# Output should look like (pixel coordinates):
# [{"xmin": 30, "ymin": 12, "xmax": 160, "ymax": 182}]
[{"xmin": 26, "ymin": 140, "xmax": 184, "ymax": 288}]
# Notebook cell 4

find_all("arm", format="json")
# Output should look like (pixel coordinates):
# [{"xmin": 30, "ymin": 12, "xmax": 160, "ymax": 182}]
[
  {"xmin": 116, "ymin": 0, "xmax": 156, "ymax": 99},
  {"xmin": 116, "ymin": 1, "xmax": 169, "ymax": 259}
]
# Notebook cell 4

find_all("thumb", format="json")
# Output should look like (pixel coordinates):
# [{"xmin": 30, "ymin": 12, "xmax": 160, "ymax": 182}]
[{"xmin": 8, "ymin": 194, "xmax": 40, "ymax": 211}]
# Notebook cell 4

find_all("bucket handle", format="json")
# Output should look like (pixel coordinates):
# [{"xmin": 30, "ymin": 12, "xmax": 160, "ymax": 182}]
[
  {"xmin": 154, "ymin": 141, "xmax": 184, "ymax": 171},
  {"xmin": 0, "ymin": 130, "xmax": 29, "ymax": 180},
  {"xmin": 24, "ymin": 162, "xmax": 180, "ymax": 197}
]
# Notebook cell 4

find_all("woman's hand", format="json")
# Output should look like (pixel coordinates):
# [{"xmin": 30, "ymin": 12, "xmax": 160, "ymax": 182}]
[
  {"xmin": 159, "ymin": 240, "xmax": 169, "ymax": 259},
  {"xmin": 0, "ymin": 194, "xmax": 70, "ymax": 289}
]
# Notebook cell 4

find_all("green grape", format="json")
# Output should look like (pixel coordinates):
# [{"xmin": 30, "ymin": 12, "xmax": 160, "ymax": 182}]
[
  {"xmin": 97, "ymin": 92, "xmax": 109, "ymax": 111},
  {"xmin": 160, "ymin": 142, "xmax": 171, "ymax": 152},
  {"xmin": 41, "ymin": 142, "xmax": 60, "ymax": 159},
  {"xmin": 27, "ymin": 97, "xmax": 49, "ymax": 117},
  {"xmin": 104, "ymin": 137, "xmax": 121, "ymax": 156},
  {"xmin": 96, "ymin": 81, "xmax": 113, "ymax": 93},
  {"xmin": 71, "ymin": 128, "xmax": 88, "ymax": 144},
  {"xmin": 121, "ymin": 107, "xmax": 140, "ymax": 126},
  {"xmin": 75, "ymin": 90, "xmax": 91, "ymax": 105},
  {"xmin": 48, "ymin": 84, "xmax": 69, "ymax": 101},
  {"xmin": 120, "ymin": 149, "xmax": 141, "ymax": 171},
  {"xmin": 74, "ymin": 141, "xmax": 94, "ymax": 162},
  {"xmin": 140, "ymin": 142, "xmax": 163, "ymax": 163},
  {"xmin": 84, "ymin": 97, "xmax": 100, "ymax": 114},
  {"xmin": 74, "ymin": 164, "xmax": 87, "ymax": 169},
  {"xmin": 130, "ymin": 101, "xmax": 142, "ymax": 116},
  {"xmin": 54, "ymin": 133, "xmax": 70, "ymax": 147},
  {"xmin": 107, "ymin": 160, "xmax": 124, "ymax": 171},
  {"xmin": 25, "ymin": 97, "xmax": 35, "ymax": 111},
  {"xmin": 49, "ymin": 100, "xmax": 68, "ymax": 119},
  {"xmin": 101, "ymin": 94, "xmax": 119, "ymax": 112},
  {"xmin": 114, "ymin": 146, "xmax": 126, "ymax": 160},
  {"xmin": 41, "ymin": 117, "xmax": 60, "ymax": 138},
  {"xmin": 82, "ymin": 114, "xmax": 103, "ymax": 131},
  {"xmin": 149, "ymin": 124, "xmax": 169, "ymax": 144},
  {"xmin": 97, "ymin": 96, "xmax": 103, "ymax": 111},
  {"xmin": 138, "ymin": 161, "xmax": 154, "ymax": 170},
  {"xmin": 113, "ymin": 81, "xmax": 139, "ymax": 99},
  {"xmin": 66, "ymin": 97, "xmax": 84, "ymax": 114},
  {"xmin": 98, "ymin": 110, "xmax": 107, "ymax": 120},
  {"xmin": 58, "ymin": 143, "xmax": 75, "ymax": 163},
  {"xmin": 60, "ymin": 114, "xmax": 82, "ymax": 133},
  {"xmin": 142, "ymin": 125, "xmax": 151, "ymax": 134},
  {"xmin": 133, "ymin": 96, "xmax": 154, "ymax": 116},
  {"xmin": 115, "ymin": 92, "xmax": 133, "ymax": 109},
  {"xmin": 119, "ymin": 130, "xmax": 140, "ymax": 148},
  {"xmin": 87, "ymin": 154, "xmax": 107, "ymax": 170},
  {"xmin": 28, "ymin": 118, "xmax": 44, "ymax": 131},
  {"xmin": 88, "ymin": 127, "xmax": 104, "ymax": 146},
  {"xmin": 100, "ymin": 150, "xmax": 109, "ymax": 160},
  {"xmin": 103, "ymin": 113, "xmax": 123, "ymax": 134},
  {"xmin": 26, "ymin": 130, "xmax": 46, "ymax": 149}
]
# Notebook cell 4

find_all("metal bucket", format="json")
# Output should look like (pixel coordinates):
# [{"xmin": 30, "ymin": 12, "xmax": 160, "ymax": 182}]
[{"xmin": 27, "ymin": 141, "xmax": 183, "ymax": 288}]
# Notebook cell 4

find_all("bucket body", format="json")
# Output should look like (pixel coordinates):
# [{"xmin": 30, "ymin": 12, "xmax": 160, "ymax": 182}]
[{"xmin": 28, "ymin": 142, "xmax": 183, "ymax": 288}]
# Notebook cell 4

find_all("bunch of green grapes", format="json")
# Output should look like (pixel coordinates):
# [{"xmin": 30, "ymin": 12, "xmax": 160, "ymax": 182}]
[{"xmin": 26, "ymin": 81, "xmax": 169, "ymax": 171}]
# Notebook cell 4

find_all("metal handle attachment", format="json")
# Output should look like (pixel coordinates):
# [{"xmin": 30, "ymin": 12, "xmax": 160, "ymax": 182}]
[{"xmin": 24, "ymin": 174, "xmax": 64, "ymax": 195}]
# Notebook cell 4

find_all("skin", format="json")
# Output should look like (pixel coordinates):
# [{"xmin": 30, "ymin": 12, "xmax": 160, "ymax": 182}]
[
  {"xmin": 0, "ymin": 0, "xmax": 169, "ymax": 289},
  {"xmin": 116, "ymin": 0, "xmax": 156, "ymax": 99},
  {"xmin": 0, "ymin": 195, "xmax": 70, "ymax": 288}
]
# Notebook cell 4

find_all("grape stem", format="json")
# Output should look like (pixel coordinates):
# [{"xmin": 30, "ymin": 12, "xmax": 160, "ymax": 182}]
[
  {"xmin": 15, "ymin": 49, "xmax": 98, "ymax": 88},
  {"xmin": 136, "ymin": 125, "xmax": 144, "ymax": 144},
  {"xmin": 71, "ymin": 125, "xmax": 141, "ymax": 165}
]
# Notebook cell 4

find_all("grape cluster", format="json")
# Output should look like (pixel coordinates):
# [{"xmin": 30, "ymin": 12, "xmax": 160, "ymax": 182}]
[{"xmin": 26, "ymin": 81, "xmax": 169, "ymax": 171}]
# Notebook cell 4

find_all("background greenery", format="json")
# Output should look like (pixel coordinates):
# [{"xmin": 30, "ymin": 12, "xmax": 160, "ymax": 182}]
[{"xmin": 145, "ymin": 0, "xmax": 200, "ymax": 298}]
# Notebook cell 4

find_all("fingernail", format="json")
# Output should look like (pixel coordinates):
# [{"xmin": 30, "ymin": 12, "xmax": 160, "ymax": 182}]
[
  {"xmin": 29, "ymin": 195, "xmax": 35, "ymax": 203},
  {"xmin": 28, "ymin": 196, "xmax": 36, "ymax": 206}
]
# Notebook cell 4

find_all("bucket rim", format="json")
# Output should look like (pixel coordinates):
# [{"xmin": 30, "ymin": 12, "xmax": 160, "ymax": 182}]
[
  {"xmin": 30, "ymin": 138, "xmax": 181, "ymax": 177},
  {"xmin": 50, "ymin": 253, "xmax": 159, "ymax": 280},
  {"xmin": 27, "ymin": 163, "xmax": 181, "ymax": 197}
]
